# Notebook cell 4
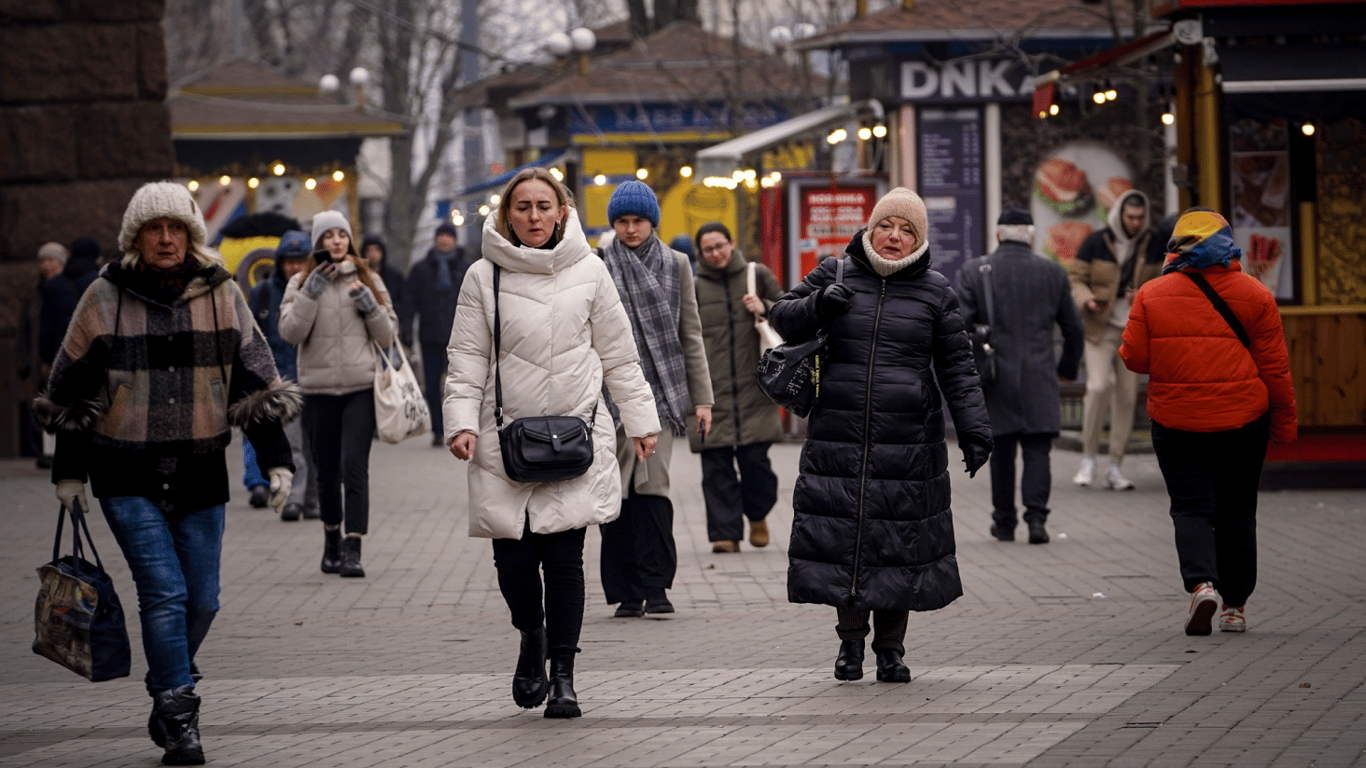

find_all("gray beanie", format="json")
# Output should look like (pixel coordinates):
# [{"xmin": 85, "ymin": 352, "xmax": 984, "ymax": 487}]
[
  {"xmin": 311, "ymin": 210, "xmax": 354, "ymax": 249},
  {"xmin": 38, "ymin": 241, "xmax": 69, "ymax": 266}
]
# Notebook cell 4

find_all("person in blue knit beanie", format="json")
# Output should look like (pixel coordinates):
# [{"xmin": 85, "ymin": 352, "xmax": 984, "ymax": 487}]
[{"xmin": 598, "ymin": 180, "xmax": 714, "ymax": 618}]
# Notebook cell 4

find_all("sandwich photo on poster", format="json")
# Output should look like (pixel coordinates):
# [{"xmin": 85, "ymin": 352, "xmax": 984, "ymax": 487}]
[
  {"xmin": 1229, "ymin": 118, "xmax": 1294, "ymax": 300},
  {"xmin": 1031, "ymin": 142, "xmax": 1134, "ymax": 263}
]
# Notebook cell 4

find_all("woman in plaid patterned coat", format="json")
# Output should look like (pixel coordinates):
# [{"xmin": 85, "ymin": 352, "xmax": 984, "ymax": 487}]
[{"xmin": 39, "ymin": 182, "xmax": 300, "ymax": 766}]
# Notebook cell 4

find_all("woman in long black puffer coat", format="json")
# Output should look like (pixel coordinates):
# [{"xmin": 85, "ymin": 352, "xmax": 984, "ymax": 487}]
[{"xmin": 769, "ymin": 187, "xmax": 993, "ymax": 684}]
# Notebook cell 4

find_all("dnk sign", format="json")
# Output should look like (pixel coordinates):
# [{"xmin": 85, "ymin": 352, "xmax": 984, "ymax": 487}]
[{"xmin": 900, "ymin": 59, "xmax": 1033, "ymax": 102}]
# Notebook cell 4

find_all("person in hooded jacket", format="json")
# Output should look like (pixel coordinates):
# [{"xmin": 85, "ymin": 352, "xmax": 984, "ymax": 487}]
[
  {"xmin": 1068, "ymin": 189, "xmax": 1160, "ymax": 491},
  {"xmin": 279, "ymin": 211, "xmax": 398, "ymax": 578},
  {"xmin": 445, "ymin": 168, "xmax": 660, "ymax": 718},
  {"xmin": 248, "ymin": 230, "xmax": 319, "ymax": 521},
  {"xmin": 688, "ymin": 222, "xmax": 784, "ymax": 553},
  {"xmin": 361, "ymin": 234, "xmax": 407, "ymax": 341},
  {"xmin": 769, "ymin": 187, "xmax": 992, "ymax": 684},
  {"xmin": 38, "ymin": 182, "xmax": 299, "ymax": 766},
  {"xmin": 1120, "ymin": 208, "xmax": 1295, "ymax": 636},
  {"xmin": 403, "ymin": 222, "xmax": 478, "ymax": 446}
]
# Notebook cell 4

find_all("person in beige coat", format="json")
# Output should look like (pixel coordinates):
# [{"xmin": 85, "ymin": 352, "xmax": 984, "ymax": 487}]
[
  {"xmin": 279, "ymin": 210, "xmax": 397, "ymax": 579},
  {"xmin": 445, "ymin": 168, "xmax": 660, "ymax": 718},
  {"xmin": 597, "ymin": 180, "xmax": 714, "ymax": 618}
]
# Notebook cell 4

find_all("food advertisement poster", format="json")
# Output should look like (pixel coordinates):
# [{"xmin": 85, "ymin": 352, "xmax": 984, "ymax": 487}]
[
  {"xmin": 788, "ymin": 182, "xmax": 880, "ymax": 280},
  {"xmin": 1030, "ymin": 141, "xmax": 1134, "ymax": 264},
  {"xmin": 1230, "ymin": 118, "xmax": 1294, "ymax": 299},
  {"xmin": 918, "ymin": 108, "xmax": 984, "ymax": 287}
]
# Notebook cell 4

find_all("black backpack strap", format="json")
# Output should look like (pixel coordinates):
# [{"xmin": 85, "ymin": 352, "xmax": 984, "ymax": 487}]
[
  {"xmin": 979, "ymin": 262, "xmax": 996, "ymax": 329},
  {"xmin": 1184, "ymin": 272, "xmax": 1251, "ymax": 349}
]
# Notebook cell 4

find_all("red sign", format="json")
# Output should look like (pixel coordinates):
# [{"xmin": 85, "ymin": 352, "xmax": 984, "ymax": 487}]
[{"xmin": 796, "ymin": 185, "xmax": 877, "ymax": 278}]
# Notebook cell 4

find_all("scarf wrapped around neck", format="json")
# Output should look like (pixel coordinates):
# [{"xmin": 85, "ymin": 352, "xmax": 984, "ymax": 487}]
[{"xmin": 602, "ymin": 234, "xmax": 691, "ymax": 435}]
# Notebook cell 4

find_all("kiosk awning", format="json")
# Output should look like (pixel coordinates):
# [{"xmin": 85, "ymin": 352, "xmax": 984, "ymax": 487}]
[{"xmin": 694, "ymin": 99, "xmax": 884, "ymax": 180}]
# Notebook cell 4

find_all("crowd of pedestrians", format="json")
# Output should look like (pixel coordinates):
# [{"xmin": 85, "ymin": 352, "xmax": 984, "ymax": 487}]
[{"xmin": 33, "ymin": 175, "xmax": 1296, "ymax": 764}]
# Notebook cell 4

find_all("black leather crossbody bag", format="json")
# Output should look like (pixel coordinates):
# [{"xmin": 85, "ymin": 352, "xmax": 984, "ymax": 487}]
[{"xmin": 492, "ymin": 264, "xmax": 596, "ymax": 483}]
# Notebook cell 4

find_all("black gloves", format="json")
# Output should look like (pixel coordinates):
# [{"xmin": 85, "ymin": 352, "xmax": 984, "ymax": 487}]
[
  {"xmin": 816, "ymin": 282, "xmax": 853, "ymax": 318},
  {"xmin": 961, "ymin": 439, "xmax": 991, "ymax": 478}
]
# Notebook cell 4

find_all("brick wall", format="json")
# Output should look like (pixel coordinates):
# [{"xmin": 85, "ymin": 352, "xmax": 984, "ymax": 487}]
[{"xmin": 0, "ymin": 0, "xmax": 173, "ymax": 457}]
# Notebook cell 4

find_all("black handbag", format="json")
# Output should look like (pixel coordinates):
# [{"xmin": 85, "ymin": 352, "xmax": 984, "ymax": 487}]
[
  {"xmin": 756, "ymin": 256, "xmax": 844, "ymax": 418},
  {"xmin": 492, "ymin": 264, "xmax": 596, "ymax": 483},
  {"xmin": 969, "ymin": 261, "xmax": 998, "ymax": 385},
  {"xmin": 33, "ymin": 498, "xmax": 132, "ymax": 682}
]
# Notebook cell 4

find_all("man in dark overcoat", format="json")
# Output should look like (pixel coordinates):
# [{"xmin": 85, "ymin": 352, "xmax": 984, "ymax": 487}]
[{"xmin": 956, "ymin": 206, "xmax": 1084, "ymax": 544}]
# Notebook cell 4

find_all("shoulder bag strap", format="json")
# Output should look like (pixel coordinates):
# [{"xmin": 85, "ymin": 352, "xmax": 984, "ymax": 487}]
[
  {"xmin": 836, "ymin": 255, "xmax": 845, "ymax": 285},
  {"xmin": 746, "ymin": 262, "xmax": 756, "ymax": 295},
  {"xmin": 1184, "ymin": 272, "xmax": 1251, "ymax": 349},
  {"xmin": 492, "ymin": 264, "xmax": 505, "ymax": 428},
  {"xmin": 979, "ymin": 262, "xmax": 996, "ymax": 328}
]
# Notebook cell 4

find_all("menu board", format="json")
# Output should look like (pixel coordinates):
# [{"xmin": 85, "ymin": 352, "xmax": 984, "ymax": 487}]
[{"xmin": 918, "ymin": 108, "xmax": 984, "ymax": 287}]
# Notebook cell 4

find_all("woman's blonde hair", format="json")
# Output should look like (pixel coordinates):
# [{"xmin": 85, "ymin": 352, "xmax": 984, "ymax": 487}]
[
  {"xmin": 297, "ymin": 230, "xmax": 387, "ymax": 307},
  {"xmin": 495, "ymin": 168, "xmax": 577, "ymax": 247}
]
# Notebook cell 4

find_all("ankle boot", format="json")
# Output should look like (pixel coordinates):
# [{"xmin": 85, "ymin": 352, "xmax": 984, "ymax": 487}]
[
  {"xmin": 834, "ymin": 639, "xmax": 864, "ymax": 681},
  {"xmin": 875, "ymin": 650, "xmax": 911, "ymax": 683},
  {"xmin": 144, "ymin": 665, "xmax": 202, "ymax": 746},
  {"xmin": 512, "ymin": 627, "xmax": 549, "ymax": 708},
  {"xmin": 339, "ymin": 535, "xmax": 365, "ymax": 578},
  {"xmin": 544, "ymin": 649, "xmax": 581, "ymax": 718},
  {"xmin": 152, "ymin": 685, "xmax": 204, "ymax": 765},
  {"xmin": 321, "ymin": 527, "xmax": 342, "ymax": 574}
]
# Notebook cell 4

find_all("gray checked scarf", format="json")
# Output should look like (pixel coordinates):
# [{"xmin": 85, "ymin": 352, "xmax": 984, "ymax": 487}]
[{"xmin": 602, "ymin": 234, "xmax": 691, "ymax": 435}]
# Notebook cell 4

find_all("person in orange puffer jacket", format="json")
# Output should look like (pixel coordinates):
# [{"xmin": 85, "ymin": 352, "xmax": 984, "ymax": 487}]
[{"xmin": 1120, "ymin": 208, "xmax": 1296, "ymax": 638}]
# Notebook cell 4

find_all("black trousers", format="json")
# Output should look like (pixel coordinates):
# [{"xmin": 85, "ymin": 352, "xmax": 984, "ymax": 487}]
[
  {"xmin": 421, "ymin": 342, "xmax": 447, "ymax": 438},
  {"xmin": 599, "ymin": 491, "xmax": 676, "ymax": 604},
  {"xmin": 989, "ymin": 432, "xmax": 1054, "ymax": 529},
  {"xmin": 491, "ymin": 520, "xmax": 586, "ymax": 654},
  {"xmin": 302, "ymin": 390, "xmax": 375, "ymax": 534},
  {"xmin": 836, "ymin": 608, "xmax": 908, "ymax": 656},
  {"xmin": 1152, "ymin": 412, "xmax": 1270, "ymax": 608},
  {"xmin": 701, "ymin": 442, "xmax": 778, "ymax": 542}
]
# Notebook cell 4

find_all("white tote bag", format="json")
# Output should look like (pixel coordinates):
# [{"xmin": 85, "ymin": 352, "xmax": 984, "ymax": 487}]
[
  {"xmin": 748, "ymin": 263, "xmax": 784, "ymax": 354},
  {"xmin": 372, "ymin": 341, "xmax": 431, "ymax": 444}
]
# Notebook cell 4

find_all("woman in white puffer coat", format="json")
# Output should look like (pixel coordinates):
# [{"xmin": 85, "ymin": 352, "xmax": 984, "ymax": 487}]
[{"xmin": 444, "ymin": 168, "xmax": 659, "ymax": 719}]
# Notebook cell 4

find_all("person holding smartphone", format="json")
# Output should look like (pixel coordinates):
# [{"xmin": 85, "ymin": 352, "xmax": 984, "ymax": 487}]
[
  {"xmin": 597, "ymin": 181, "xmax": 713, "ymax": 618},
  {"xmin": 279, "ymin": 210, "xmax": 397, "ymax": 578}
]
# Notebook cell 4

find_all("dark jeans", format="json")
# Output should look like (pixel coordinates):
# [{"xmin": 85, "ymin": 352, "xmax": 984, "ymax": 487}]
[
  {"xmin": 989, "ymin": 432, "xmax": 1054, "ymax": 529},
  {"xmin": 599, "ymin": 490, "xmax": 676, "ymax": 604},
  {"xmin": 491, "ymin": 520, "xmax": 587, "ymax": 654},
  {"xmin": 836, "ymin": 608, "xmax": 908, "ymax": 656},
  {"xmin": 1152, "ymin": 411, "xmax": 1270, "ymax": 608},
  {"xmin": 100, "ymin": 497, "xmax": 223, "ymax": 691},
  {"xmin": 303, "ymin": 390, "xmax": 376, "ymax": 534},
  {"xmin": 701, "ymin": 442, "xmax": 778, "ymax": 542},
  {"xmin": 421, "ymin": 343, "xmax": 447, "ymax": 438}
]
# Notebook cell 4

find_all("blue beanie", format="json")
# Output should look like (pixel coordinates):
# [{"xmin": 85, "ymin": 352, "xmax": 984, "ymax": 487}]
[
  {"xmin": 276, "ymin": 230, "xmax": 312, "ymax": 259},
  {"xmin": 607, "ymin": 180, "xmax": 660, "ymax": 227}
]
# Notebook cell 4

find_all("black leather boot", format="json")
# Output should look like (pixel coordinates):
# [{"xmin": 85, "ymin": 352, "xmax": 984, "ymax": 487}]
[
  {"xmin": 145, "ymin": 665, "xmax": 202, "ymax": 746},
  {"xmin": 321, "ymin": 527, "xmax": 342, "ymax": 574},
  {"xmin": 512, "ymin": 627, "xmax": 549, "ymax": 708},
  {"xmin": 834, "ymin": 639, "xmax": 865, "ymax": 681},
  {"xmin": 152, "ymin": 685, "xmax": 204, "ymax": 765},
  {"xmin": 339, "ymin": 535, "xmax": 365, "ymax": 578},
  {"xmin": 544, "ymin": 649, "xmax": 581, "ymax": 718},
  {"xmin": 875, "ymin": 650, "xmax": 911, "ymax": 683}
]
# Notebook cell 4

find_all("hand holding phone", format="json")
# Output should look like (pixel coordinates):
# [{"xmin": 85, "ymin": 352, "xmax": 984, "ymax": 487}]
[{"xmin": 312, "ymin": 249, "xmax": 333, "ymax": 265}]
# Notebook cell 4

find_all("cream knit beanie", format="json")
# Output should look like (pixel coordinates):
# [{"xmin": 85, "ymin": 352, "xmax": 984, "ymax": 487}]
[
  {"xmin": 119, "ymin": 182, "xmax": 209, "ymax": 253},
  {"xmin": 311, "ymin": 210, "xmax": 354, "ymax": 249},
  {"xmin": 866, "ymin": 187, "xmax": 929, "ymax": 251},
  {"xmin": 38, "ymin": 241, "xmax": 69, "ymax": 266}
]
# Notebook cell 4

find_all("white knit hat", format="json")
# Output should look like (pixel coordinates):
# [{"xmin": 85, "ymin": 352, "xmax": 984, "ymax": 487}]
[
  {"xmin": 119, "ymin": 182, "xmax": 209, "ymax": 253},
  {"xmin": 311, "ymin": 210, "xmax": 354, "ymax": 249},
  {"xmin": 38, "ymin": 241, "xmax": 69, "ymax": 266}
]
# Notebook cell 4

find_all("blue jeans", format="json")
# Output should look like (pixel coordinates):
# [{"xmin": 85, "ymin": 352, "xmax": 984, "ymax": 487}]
[
  {"xmin": 242, "ymin": 436, "xmax": 267, "ymax": 489},
  {"xmin": 99, "ymin": 497, "xmax": 224, "ymax": 691}
]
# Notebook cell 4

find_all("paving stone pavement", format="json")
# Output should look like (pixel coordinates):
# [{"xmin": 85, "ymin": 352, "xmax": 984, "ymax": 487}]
[{"xmin": 1, "ymin": 434, "xmax": 1363, "ymax": 767}]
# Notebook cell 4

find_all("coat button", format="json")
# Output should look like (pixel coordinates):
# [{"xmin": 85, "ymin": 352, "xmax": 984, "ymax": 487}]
[
  {"xmin": 162, "ymin": 483, "xmax": 170, "ymax": 490},
  {"xmin": 168, "ymin": 398, "xmax": 176, "ymax": 404}
]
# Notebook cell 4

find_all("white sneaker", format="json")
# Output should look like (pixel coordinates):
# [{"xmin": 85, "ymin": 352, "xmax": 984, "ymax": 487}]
[
  {"xmin": 1073, "ymin": 457, "xmax": 1096, "ymax": 487},
  {"xmin": 1185, "ymin": 582, "xmax": 1219, "ymax": 636},
  {"xmin": 1219, "ymin": 605, "xmax": 1247, "ymax": 633},
  {"xmin": 1106, "ymin": 465, "xmax": 1135, "ymax": 491}
]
